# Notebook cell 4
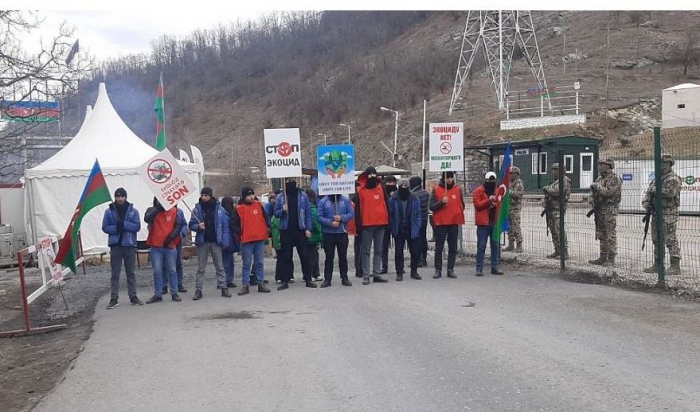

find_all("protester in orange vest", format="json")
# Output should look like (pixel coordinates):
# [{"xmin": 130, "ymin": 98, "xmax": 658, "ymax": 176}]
[
  {"xmin": 473, "ymin": 172, "xmax": 503, "ymax": 277},
  {"xmin": 144, "ymin": 198, "xmax": 182, "ymax": 303},
  {"xmin": 429, "ymin": 171, "xmax": 465, "ymax": 279},
  {"xmin": 232, "ymin": 187, "xmax": 272, "ymax": 295},
  {"xmin": 355, "ymin": 167, "xmax": 390, "ymax": 285}
]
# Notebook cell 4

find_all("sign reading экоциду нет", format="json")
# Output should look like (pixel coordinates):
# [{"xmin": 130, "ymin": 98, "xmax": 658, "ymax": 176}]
[
  {"xmin": 264, "ymin": 128, "xmax": 302, "ymax": 179},
  {"xmin": 138, "ymin": 148, "xmax": 197, "ymax": 211},
  {"xmin": 429, "ymin": 122, "xmax": 463, "ymax": 172}
]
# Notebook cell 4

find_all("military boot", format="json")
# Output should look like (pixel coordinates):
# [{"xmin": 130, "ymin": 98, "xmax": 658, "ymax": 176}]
[
  {"xmin": 503, "ymin": 240, "xmax": 515, "ymax": 252},
  {"xmin": 588, "ymin": 252, "xmax": 607, "ymax": 265},
  {"xmin": 643, "ymin": 260, "xmax": 658, "ymax": 273},
  {"xmin": 602, "ymin": 254, "xmax": 615, "ymax": 267},
  {"xmin": 546, "ymin": 250, "xmax": 560, "ymax": 259},
  {"xmin": 515, "ymin": 241, "xmax": 523, "ymax": 253},
  {"xmin": 666, "ymin": 257, "xmax": 681, "ymax": 276}
]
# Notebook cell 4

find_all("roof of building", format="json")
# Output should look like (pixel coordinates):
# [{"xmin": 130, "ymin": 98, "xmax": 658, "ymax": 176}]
[
  {"xmin": 663, "ymin": 83, "xmax": 700, "ymax": 91},
  {"xmin": 468, "ymin": 135, "xmax": 601, "ymax": 150}
]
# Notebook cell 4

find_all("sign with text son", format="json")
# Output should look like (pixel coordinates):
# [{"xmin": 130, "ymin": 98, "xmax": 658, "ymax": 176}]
[
  {"xmin": 264, "ymin": 128, "xmax": 302, "ymax": 178},
  {"xmin": 138, "ymin": 149, "xmax": 197, "ymax": 211},
  {"xmin": 317, "ymin": 145, "xmax": 355, "ymax": 195},
  {"xmin": 429, "ymin": 122, "xmax": 464, "ymax": 172}
]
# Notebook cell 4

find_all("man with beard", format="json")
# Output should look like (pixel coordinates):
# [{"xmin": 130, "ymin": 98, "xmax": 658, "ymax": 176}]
[
  {"xmin": 472, "ymin": 172, "xmax": 504, "ymax": 276},
  {"xmin": 102, "ymin": 188, "xmax": 143, "ymax": 309},
  {"xmin": 355, "ymin": 167, "xmax": 390, "ymax": 285},
  {"xmin": 409, "ymin": 176, "xmax": 430, "ymax": 267},
  {"xmin": 189, "ymin": 187, "xmax": 231, "ymax": 300},
  {"xmin": 429, "ymin": 171, "xmax": 465, "ymax": 279},
  {"xmin": 380, "ymin": 175, "xmax": 397, "ymax": 274},
  {"xmin": 388, "ymin": 178, "xmax": 423, "ymax": 281},
  {"xmin": 274, "ymin": 178, "xmax": 316, "ymax": 290}
]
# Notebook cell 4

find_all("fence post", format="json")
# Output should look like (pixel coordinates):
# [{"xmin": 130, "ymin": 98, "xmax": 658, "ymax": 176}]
[
  {"xmin": 653, "ymin": 127, "xmax": 665, "ymax": 287},
  {"xmin": 558, "ymin": 149, "xmax": 566, "ymax": 271}
]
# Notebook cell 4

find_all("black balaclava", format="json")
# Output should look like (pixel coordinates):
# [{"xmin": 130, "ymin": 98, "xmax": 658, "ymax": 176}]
[
  {"xmin": 385, "ymin": 176, "xmax": 397, "ymax": 195},
  {"xmin": 285, "ymin": 179, "xmax": 297, "ymax": 193},
  {"xmin": 365, "ymin": 167, "xmax": 378, "ymax": 189},
  {"xmin": 485, "ymin": 181, "xmax": 497, "ymax": 195},
  {"xmin": 398, "ymin": 187, "xmax": 410, "ymax": 200}
]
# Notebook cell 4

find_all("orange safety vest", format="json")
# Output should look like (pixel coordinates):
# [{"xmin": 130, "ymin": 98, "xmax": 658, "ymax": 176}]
[
  {"xmin": 236, "ymin": 202, "xmax": 268, "ymax": 243},
  {"xmin": 433, "ymin": 185, "xmax": 465, "ymax": 226},
  {"xmin": 358, "ymin": 185, "xmax": 389, "ymax": 227},
  {"xmin": 147, "ymin": 208, "xmax": 179, "ymax": 248}
]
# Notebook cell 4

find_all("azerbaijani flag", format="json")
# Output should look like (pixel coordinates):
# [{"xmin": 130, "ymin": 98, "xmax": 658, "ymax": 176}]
[
  {"xmin": 154, "ymin": 72, "xmax": 166, "ymax": 150},
  {"xmin": 55, "ymin": 160, "xmax": 112, "ymax": 273},
  {"xmin": 492, "ymin": 143, "xmax": 512, "ymax": 241}
]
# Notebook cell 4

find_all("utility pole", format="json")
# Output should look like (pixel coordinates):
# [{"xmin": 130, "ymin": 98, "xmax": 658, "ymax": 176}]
[
  {"xmin": 604, "ymin": 14, "xmax": 611, "ymax": 118},
  {"xmin": 380, "ymin": 106, "xmax": 399, "ymax": 167},
  {"xmin": 561, "ymin": 14, "xmax": 567, "ymax": 73},
  {"xmin": 339, "ymin": 123, "xmax": 351, "ymax": 144}
]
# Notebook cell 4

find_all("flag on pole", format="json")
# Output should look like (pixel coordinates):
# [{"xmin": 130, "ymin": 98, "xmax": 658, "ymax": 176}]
[
  {"xmin": 492, "ymin": 143, "xmax": 512, "ymax": 241},
  {"xmin": 55, "ymin": 160, "xmax": 112, "ymax": 273},
  {"xmin": 154, "ymin": 72, "xmax": 166, "ymax": 150},
  {"xmin": 66, "ymin": 39, "xmax": 80, "ymax": 65}
]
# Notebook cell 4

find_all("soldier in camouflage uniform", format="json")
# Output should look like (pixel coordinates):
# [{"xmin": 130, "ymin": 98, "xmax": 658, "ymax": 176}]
[
  {"xmin": 542, "ymin": 163, "xmax": 571, "ymax": 259},
  {"xmin": 503, "ymin": 166, "xmax": 524, "ymax": 253},
  {"xmin": 642, "ymin": 154, "xmax": 683, "ymax": 276},
  {"xmin": 587, "ymin": 158, "xmax": 622, "ymax": 266}
]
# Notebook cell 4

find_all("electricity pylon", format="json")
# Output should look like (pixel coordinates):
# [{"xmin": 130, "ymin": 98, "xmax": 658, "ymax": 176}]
[{"xmin": 449, "ymin": 11, "xmax": 551, "ymax": 115}]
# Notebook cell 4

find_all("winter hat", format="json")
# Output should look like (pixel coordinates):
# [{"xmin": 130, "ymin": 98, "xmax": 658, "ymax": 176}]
[
  {"xmin": 365, "ymin": 166, "xmax": 377, "ymax": 175},
  {"xmin": 409, "ymin": 176, "xmax": 422, "ymax": 189},
  {"xmin": 241, "ymin": 187, "xmax": 254, "ymax": 198},
  {"xmin": 398, "ymin": 178, "xmax": 410, "ymax": 188},
  {"xmin": 114, "ymin": 187, "xmax": 127, "ymax": 198},
  {"xmin": 442, "ymin": 171, "xmax": 455, "ymax": 179},
  {"xmin": 201, "ymin": 187, "xmax": 213, "ymax": 196}
]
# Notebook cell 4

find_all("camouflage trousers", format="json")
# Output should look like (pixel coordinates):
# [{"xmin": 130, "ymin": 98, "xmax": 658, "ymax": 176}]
[
  {"xmin": 594, "ymin": 206, "xmax": 618, "ymax": 254},
  {"xmin": 546, "ymin": 210, "xmax": 567, "ymax": 252},
  {"xmin": 507, "ymin": 207, "xmax": 522, "ymax": 243},
  {"xmin": 650, "ymin": 211, "xmax": 681, "ymax": 259}
]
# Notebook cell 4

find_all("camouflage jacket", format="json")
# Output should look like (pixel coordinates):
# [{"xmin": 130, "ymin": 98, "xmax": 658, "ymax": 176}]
[
  {"xmin": 509, "ymin": 178, "xmax": 524, "ymax": 209},
  {"xmin": 590, "ymin": 172, "xmax": 622, "ymax": 208},
  {"xmin": 542, "ymin": 176, "xmax": 571, "ymax": 211},
  {"xmin": 642, "ymin": 171, "xmax": 682, "ymax": 211}
]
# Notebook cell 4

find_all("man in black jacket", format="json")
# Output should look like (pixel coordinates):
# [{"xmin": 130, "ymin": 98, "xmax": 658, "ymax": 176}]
[
  {"xmin": 380, "ymin": 175, "xmax": 397, "ymax": 274},
  {"xmin": 409, "ymin": 176, "xmax": 430, "ymax": 267}
]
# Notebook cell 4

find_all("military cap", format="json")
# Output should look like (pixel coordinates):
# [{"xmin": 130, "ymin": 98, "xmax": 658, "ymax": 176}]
[
  {"xmin": 551, "ymin": 163, "xmax": 559, "ymax": 170},
  {"xmin": 510, "ymin": 166, "xmax": 521, "ymax": 174},
  {"xmin": 661, "ymin": 154, "xmax": 675, "ymax": 166},
  {"xmin": 599, "ymin": 158, "xmax": 615, "ymax": 168}
]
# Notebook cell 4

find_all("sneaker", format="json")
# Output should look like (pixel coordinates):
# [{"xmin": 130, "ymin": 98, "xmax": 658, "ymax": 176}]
[
  {"xmin": 320, "ymin": 279, "xmax": 332, "ymax": 288},
  {"xmin": 362, "ymin": 277, "xmax": 370, "ymax": 285},
  {"xmin": 476, "ymin": 269, "xmax": 484, "ymax": 277},
  {"xmin": 373, "ymin": 276, "xmax": 388, "ymax": 283},
  {"xmin": 221, "ymin": 288, "xmax": 232, "ymax": 298},
  {"xmin": 258, "ymin": 283, "xmax": 271, "ymax": 293},
  {"xmin": 178, "ymin": 285, "xmax": 188, "ymax": 293},
  {"xmin": 193, "ymin": 289, "xmax": 203, "ymax": 300},
  {"xmin": 277, "ymin": 282, "xmax": 289, "ymax": 291},
  {"xmin": 305, "ymin": 281, "xmax": 318, "ymax": 289},
  {"xmin": 237, "ymin": 285, "xmax": 250, "ymax": 296},
  {"xmin": 341, "ymin": 278, "xmax": 352, "ymax": 287},
  {"xmin": 171, "ymin": 294, "xmax": 182, "ymax": 302},
  {"xmin": 146, "ymin": 295, "xmax": 163, "ymax": 304},
  {"xmin": 106, "ymin": 299, "xmax": 119, "ymax": 309},
  {"xmin": 491, "ymin": 267, "xmax": 504, "ymax": 275},
  {"xmin": 130, "ymin": 297, "xmax": 144, "ymax": 306}
]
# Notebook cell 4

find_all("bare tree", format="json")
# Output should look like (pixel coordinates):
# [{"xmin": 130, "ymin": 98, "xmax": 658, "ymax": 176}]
[
  {"xmin": 681, "ymin": 25, "xmax": 700, "ymax": 76},
  {"xmin": 0, "ymin": 11, "xmax": 93, "ymax": 178}
]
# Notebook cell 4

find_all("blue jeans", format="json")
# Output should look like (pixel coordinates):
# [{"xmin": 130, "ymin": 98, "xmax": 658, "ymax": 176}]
[
  {"xmin": 222, "ymin": 247, "xmax": 235, "ymax": 284},
  {"xmin": 152, "ymin": 247, "xmax": 177, "ymax": 297},
  {"xmin": 476, "ymin": 225, "xmax": 500, "ymax": 270},
  {"xmin": 241, "ymin": 241, "xmax": 265, "ymax": 286},
  {"xmin": 176, "ymin": 243, "xmax": 184, "ymax": 286}
]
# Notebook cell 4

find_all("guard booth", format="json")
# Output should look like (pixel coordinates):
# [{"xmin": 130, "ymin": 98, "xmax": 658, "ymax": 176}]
[{"xmin": 468, "ymin": 136, "xmax": 601, "ymax": 192}]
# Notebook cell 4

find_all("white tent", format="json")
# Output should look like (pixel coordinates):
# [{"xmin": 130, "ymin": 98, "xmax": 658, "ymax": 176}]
[{"xmin": 24, "ymin": 83, "xmax": 203, "ymax": 255}]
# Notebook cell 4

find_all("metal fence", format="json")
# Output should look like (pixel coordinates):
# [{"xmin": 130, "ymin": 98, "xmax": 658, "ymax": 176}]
[{"xmin": 455, "ymin": 127, "xmax": 700, "ymax": 296}]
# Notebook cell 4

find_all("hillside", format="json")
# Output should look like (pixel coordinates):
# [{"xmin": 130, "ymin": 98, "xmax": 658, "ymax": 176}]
[{"xmin": 64, "ymin": 10, "xmax": 700, "ymax": 192}]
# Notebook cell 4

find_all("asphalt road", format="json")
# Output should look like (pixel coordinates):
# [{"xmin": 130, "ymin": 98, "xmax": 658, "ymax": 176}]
[{"xmin": 35, "ymin": 262, "xmax": 700, "ymax": 412}]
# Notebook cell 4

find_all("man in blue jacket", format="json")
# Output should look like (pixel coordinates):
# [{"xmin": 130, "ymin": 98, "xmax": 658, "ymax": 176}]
[
  {"xmin": 388, "ymin": 179, "xmax": 423, "ymax": 281},
  {"xmin": 189, "ymin": 187, "xmax": 230, "ymax": 300},
  {"xmin": 317, "ymin": 193, "xmax": 355, "ymax": 287},
  {"xmin": 274, "ymin": 178, "xmax": 315, "ymax": 290},
  {"xmin": 101, "ymin": 188, "xmax": 143, "ymax": 309}
]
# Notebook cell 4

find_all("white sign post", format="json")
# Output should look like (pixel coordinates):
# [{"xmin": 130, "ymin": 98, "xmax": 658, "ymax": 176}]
[
  {"xmin": 138, "ymin": 149, "xmax": 197, "ymax": 211},
  {"xmin": 264, "ymin": 128, "xmax": 302, "ymax": 178},
  {"xmin": 429, "ymin": 122, "xmax": 464, "ymax": 172}
]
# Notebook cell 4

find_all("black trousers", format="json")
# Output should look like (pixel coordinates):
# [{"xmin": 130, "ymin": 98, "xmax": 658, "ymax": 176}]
[
  {"xmin": 381, "ymin": 225, "xmax": 391, "ymax": 271},
  {"xmin": 279, "ymin": 229, "xmax": 311, "ymax": 282},
  {"xmin": 419, "ymin": 222, "xmax": 428, "ymax": 262},
  {"xmin": 307, "ymin": 242, "xmax": 320, "ymax": 278},
  {"xmin": 394, "ymin": 231, "xmax": 421, "ymax": 275},
  {"xmin": 323, "ymin": 233, "xmax": 349, "ymax": 280},
  {"xmin": 354, "ymin": 234, "xmax": 363, "ymax": 276},
  {"xmin": 434, "ymin": 225, "xmax": 459, "ymax": 271}
]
